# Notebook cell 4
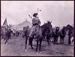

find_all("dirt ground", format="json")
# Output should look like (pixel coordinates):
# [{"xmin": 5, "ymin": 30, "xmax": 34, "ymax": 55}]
[{"xmin": 1, "ymin": 35, "xmax": 74, "ymax": 56}]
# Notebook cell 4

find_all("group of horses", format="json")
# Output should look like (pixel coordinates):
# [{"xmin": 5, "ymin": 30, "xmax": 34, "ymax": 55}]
[{"xmin": 1, "ymin": 21, "xmax": 74, "ymax": 52}]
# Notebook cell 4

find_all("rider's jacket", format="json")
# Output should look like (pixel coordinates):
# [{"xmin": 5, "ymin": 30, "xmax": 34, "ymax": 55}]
[
  {"xmin": 29, "ymin": 17, "xmax": 41, "ymax": 37},
  {"xmin": 32, "ymin": 17, "xmax": 41, "ymax": 26}
]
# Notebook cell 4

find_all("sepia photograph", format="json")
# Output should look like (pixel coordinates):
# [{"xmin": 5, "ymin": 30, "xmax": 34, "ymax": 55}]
[{"xmin": 1, "ymin": 1, "xmax": 74, "ymax": 56}]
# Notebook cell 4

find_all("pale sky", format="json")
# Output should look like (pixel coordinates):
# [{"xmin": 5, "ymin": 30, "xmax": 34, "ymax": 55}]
[{"xmin": 1, "ymin": 1, "xmax": 74, "ymax": 27}]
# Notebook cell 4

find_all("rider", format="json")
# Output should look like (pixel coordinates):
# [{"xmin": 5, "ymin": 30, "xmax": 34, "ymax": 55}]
[
  {"xmin": 29, "ymin": 13, "xmax": 41, "ymax": 49},
  {"xmin": 29, "ymin": 13, "xmax": 41, "ymax": 37}
]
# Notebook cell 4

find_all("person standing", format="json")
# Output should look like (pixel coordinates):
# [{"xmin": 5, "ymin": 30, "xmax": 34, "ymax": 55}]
[
  {"xmin": 67, "ymin": 25, "xmax": 73, "ymax": 45},
  {"xmin": 53, "ymin": 27, "xmax": 60, "ymax": 44},
  {"xmin": 60, "ymin": 26, "xmax": 66, "ymax": 44}
]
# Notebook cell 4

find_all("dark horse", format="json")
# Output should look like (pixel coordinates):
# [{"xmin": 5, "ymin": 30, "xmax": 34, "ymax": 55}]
[
  {"xmin": 29, "ymin": 25, "xmax": 42, "ymax": 51},
  {"xmin": 66, "ymin": 24, "xmax": 73, "ymax": 45},
  {"xmin": 1, "ymin": 28, "xmax": 13, "ymax": 44},
  {"xmin": 28, "ymin": 21, "xmax": 52, "ymax": 51},
  {"xmin": 5, "ymin": 29, "xmax": 13, "ymax": 44},
  {"xmin": 41, "ymin": 21, "xmax": 52, "ymax": 45}
]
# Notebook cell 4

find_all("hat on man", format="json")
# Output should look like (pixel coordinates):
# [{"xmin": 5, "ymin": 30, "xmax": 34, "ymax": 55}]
[{"xmin": 33, "ymin": 13, "xmax": 38, "ymax": 17}]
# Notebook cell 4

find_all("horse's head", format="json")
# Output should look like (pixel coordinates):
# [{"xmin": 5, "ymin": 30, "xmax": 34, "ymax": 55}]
[
  {"xmin": 47, "ymin": 21, "xmax": 52, "ymax": 25},
  {"xmin": 47, "ymin": 21, "xmax": 52, "ymax": 30},
  {"xmin": 47, "ymin": 21, "xmax": 51, "ymax": 24},
  {"xmin": 41, "ymin": 21, "xmax": 52, "ymax": 35},
  {"xmin": 56, "ymin": 27, "xmax": 60, "ymax": 31},
  {"xmin": 66, "ymin": 24, "xmax": 73, "ymax": 31}
]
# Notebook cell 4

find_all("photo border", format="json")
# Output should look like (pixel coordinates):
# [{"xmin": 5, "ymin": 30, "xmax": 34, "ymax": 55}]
[{"xmin": 0, "ymin": 0, "xmax": 74, "ymax": 57}]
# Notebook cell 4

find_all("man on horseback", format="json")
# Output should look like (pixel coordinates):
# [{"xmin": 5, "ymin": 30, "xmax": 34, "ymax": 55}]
[
  {"xmin": 29, "ymin": 13, "xmax": 41, "ymax": 37},
  {"xmin": 28, "ymin": 13, "xmax": 42, "ymax": 51}
]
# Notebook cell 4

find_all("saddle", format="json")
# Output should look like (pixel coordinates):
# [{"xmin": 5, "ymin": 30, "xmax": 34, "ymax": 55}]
[{"xmin": 30, "ymin": 25, "xmax": 42, "ymax": 38}]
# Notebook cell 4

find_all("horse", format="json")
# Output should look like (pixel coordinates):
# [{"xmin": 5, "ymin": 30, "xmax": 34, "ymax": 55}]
[
  {"xmin": 4, "ymin": 28, "xmax": 13, "ymax": 44},
  {"xmin": 28, "ymin": 21, "xmax": 52, "ymax": 51},
  {"xmin": 66, "ymin": 24, "xmax": 74, "ymax": 45},
  {"xmin": 28, "ymin": 25, "xmax": 43, "ymax": 51},
  {"xmin": 41, "ymin": 21, "xmax": 52, "ymax": 45}
]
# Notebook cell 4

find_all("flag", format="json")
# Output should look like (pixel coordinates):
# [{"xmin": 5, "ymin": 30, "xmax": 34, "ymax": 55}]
[
  {"xmin": 3, "ymin": 18, "xmax": 8, "ymax": 26},
  {"xmin": 3, "ymin": 18, "xmax": 9, "ymax": 29}
]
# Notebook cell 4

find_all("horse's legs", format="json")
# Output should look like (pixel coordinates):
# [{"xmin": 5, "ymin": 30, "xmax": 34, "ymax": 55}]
[
  {"xmin": 5, "ymin": 37, "xmax": 9, "ymax": 44},
  {"xmin": 47, "ymin": 35, "xmax": 50, "ymax": 45},
  {"xmin": 39, "ymin": 38, "xmax": 42, "ymax": 51},
  {"xmin": 36, "ymin": 36, "xmax": 42, "ymax": 52},
  {"xmin": 5, "ymin": 35, "xmax": 11, "ymax": 44},
  {"xmin": 25, "ymin": 36, "xmax": 28, "ymax": 49},
  {"xmin": 36, "ymin": 38, "xmax": 39, "ymax": 51},
  {"xmin": 53, "ymin": 37, "xmax": 56, "ymax": 44},
  {"xmin": 29, "ymin": 37, "xmax": 33, "ymax": 49},
  {"xmin": 68, "ymin": 35, "xmax": 71, "ymax": 45},
  {"xmin": 60, "ymin": 37, "xmax": 64, "ymax": 44},
  {"xmin": 5, "ymin": 39, "xmax": 8, "ymax": 44}
]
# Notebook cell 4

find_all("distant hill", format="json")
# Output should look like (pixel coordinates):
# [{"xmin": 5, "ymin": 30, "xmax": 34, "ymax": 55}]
[{"xmin": 12, "ymin": 20, "xmax": 32, "ymax": 30}]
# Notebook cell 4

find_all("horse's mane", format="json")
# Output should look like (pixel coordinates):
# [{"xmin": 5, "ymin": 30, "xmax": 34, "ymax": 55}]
[
  {"xmin": 40, "ymin": 21, "xmax": 52, "ymax": 34},
  {"xmin": 41, "ymin": 21, "xmax": 52, "ymax": 29}
]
